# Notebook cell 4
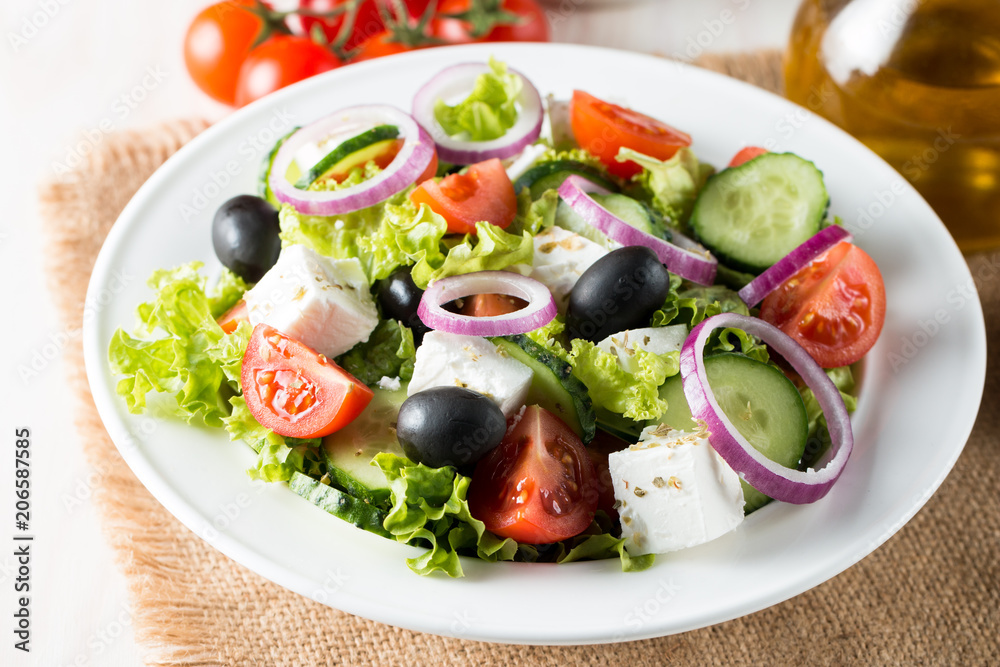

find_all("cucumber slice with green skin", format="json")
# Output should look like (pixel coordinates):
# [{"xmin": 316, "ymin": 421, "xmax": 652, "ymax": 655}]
[
  {"xmin": 690, "ymin": 153, "xmax": 828, "ymax": 274},
  {"xmin": 287, "ymin": 472, "xmax": 391, "ymax": 539},
  {"xmin": 590, "ymin": 193, "xmax": 668, "ymax": 240},
  {"xmin": 294, "ymin": 124, "xmax": 400, "ymax": 189},
  {"xmin": 321, "ymin": 385, "xmax": 407, "ymax": 508},
  {"xmin": 513, "ymin": 159, "xmax": 618, "ymax": 199},
  {"xmin": 259, "ymin": 126, "xmax": 300, "ymax": 206},
  {"xmin": 492, "ymin": 335, "xmax": 596, "ymax": 443},
  {"xmin": 652, "ymin": 353, "xmax": 808, "ymax": 513}
]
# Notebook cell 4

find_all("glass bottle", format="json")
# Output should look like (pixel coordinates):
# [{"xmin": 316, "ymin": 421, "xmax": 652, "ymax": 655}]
[{"xmin": 785, "ymin": 0, "xmax": 1000, "ymax": 252}]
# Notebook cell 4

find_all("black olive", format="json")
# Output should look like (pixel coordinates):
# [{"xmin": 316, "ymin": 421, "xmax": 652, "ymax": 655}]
[
  {"xmin": 376, "ymin": 266, "xmax": 430, "ymax": 343},
  {"xmin": 211, "ymin": 195, "xmax": 281, "ymax": 283},
  {"xmin": 565, "ymin": 246, "xmax": 672, "ymax": 342},
  {"xmin": 396, "ymin": 387, "xmax": 506, "ymax": 468}
]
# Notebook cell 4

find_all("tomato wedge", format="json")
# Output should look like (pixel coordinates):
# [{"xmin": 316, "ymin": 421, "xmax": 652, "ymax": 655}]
[
  {"xmin": 728, "ymin": 146, "xmax": 768, "ymax": 167},
  {"xmin": 241, "ymin": 324, "xmax": 373, "ymax": 438},
  {"xmin": 459, "ymin": 293, "xmax": 526, "ymax": 317},
  {"xmin": 569, "ymin": 90, "xmax": 692, "ymax": 179},
  {"xmin": 409, "ymin": 158, "xmax": 516, "ymax": 234},
  {"xmin": 759, "ymin": 241, "xmax": 886, "ymax": 368},
  {"xmin": 468, "ymin": 405, "xmax": 598, "ymax": 544},
  {"xmin": 217, "ymin": 299, "xmax": 249, "ymax": 334}
]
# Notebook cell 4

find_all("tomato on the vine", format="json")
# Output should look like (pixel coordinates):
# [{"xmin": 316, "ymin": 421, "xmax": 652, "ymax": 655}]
[
  {"xmin": 184, "ymin": 0, "xmax": 267, "ymax": 105},
  {"xmin": 298, "ymin": 0, "xmax": 386, "ymax": 52},
  {"xmin": 353, "ymin": 31, "xmax": 418, "ymax": 61},
  {"xmin": 430, "ymin": 0, "xmax": 549, "ymax": 43},
  {"xmin": 759, "ymin": 241, "xmax": 887, "ymax": 368},
  {"xmin": 234, "ymin": 35, "xmax": 341, "ymax": 107}
]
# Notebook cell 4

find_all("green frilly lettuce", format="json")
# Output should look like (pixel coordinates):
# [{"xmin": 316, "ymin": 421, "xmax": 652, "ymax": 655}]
[
  {"xmin": 223, "ymin": 396, "xmax": 323, "ymax": 482},
  {"xmin": 335, "ymin": 319, "xmax": 416, "ymax": 386},
  {"xmin": 620, "ymin": 147, "xmax": 714, "ymax": 226},
  {"xmin": 434, "ymin": 57, "xmax": 522, "ymax": 142}
]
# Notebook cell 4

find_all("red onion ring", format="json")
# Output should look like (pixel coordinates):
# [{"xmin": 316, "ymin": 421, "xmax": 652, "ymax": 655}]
[
  {"xmin": 738, "ymin": 226, "xmax": 853, "ymax": 307},
  {"xmin": 418, "ymin": 271, "xmax": 556, "ymax": 336},
  {"xmin": 679, "ymin": 313, "xmax": 854, "ymax": 504},
  {"xmin": 557, "ymin": 175, "xmax": 718, "ymax": 285},
  {"xmin": 269, "ymin": 105, "xmax": 435, "ymax": 216},
  {"xmin": 411, "ymin": 63, "xmax": 543, "ymax": 165}
]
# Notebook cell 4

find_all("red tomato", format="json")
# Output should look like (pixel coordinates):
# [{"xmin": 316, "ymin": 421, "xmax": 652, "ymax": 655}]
[
  {"xmin": 586, "ymin": 430, "xmax": 629, "ymax": 520},
  {"xmin": 729, "ymin": 146, "xmax": 768, "ymax": 167},
  {"xmin": 217, "ymin": 299, "xmax": 249, "ymax": 334},
  {"xmin": 409, "ymin": 158, "xmax": 516, "ymax": 234},
  {"xmin": 299, "ymin": 0, "xmax": 385, "ymax": 52},
  {"xmin": 184, "ymin": 0, "xmax": 264, "ymax": 105},
  {"xmin": 469, "ymin": 406, "xmax": 598, "ymax": 544},
  {"xmin": 459, "ymin": 293, "xmax": 527, "ymax": 317},
  {"xmin": 352, "ymin": 30, "xmax": 431, "ymax": 61},
  {"xmin": 430, "ymin": 0, "xmax": 549, "ymax": 44},
  {"xmin": 759, "ymin": 241, "xmax": 886, "ymax": 368},
  {"xmin": 234, "ymin": 35, "xmax": 341, "ymax": 107},
  {"xmin": 569, "ymin": 90, "xmax": 692, "ymax": 179},
  {"xmin": 241, "ymin": 324, "xmax": 373, "ymax": 438}
]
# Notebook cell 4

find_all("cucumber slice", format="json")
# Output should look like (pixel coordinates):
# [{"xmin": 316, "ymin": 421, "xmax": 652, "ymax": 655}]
[
  {"xmin": 590, "ymin": 193, "xmax": 667, "ymax": 240},
  {"xmin": 492, "ymin": 335, "xmax": 596, "ymax": 443},
  {"xmin": 322, "ymin": 384, "xmax": 407, "ymax": 507},
  {"xmin": 295, "ymin": 124, "xmax": 400, "ymax": 188},
  {"xmin": 690, "ymin": 153, "xmax": 828, "ymax": 273},
  {"xmin": 652, "ymin": 353, "xmax": 808, "ymax": 513},
  {"xmin": 287, "ymin": 472, "xmax": 391, "ymax": 539},
  {"xmin": 259, "ymin": 126, "xmax": 300, "ymax": 206},
  {"xmin": 513, "ymin": 159, "xmax": 618, "ymax": 199}
]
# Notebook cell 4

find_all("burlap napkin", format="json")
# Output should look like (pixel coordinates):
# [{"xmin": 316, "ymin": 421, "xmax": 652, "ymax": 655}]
[{"xmin": 40, "ymin": 52, "xmax": 998, "ymax": 666}]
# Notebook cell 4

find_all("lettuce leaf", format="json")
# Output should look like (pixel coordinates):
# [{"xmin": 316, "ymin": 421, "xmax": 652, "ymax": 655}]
[
  {"xmin": 374, "ymin": 453, "xmax": 518, "ymax": 577},
  {"xmin": 568, "ymin": 339, "xmax": 679, "ymax": 421},
  {"xmin": 223, "ymin": 396, "xmax": 323, "ymax": 482},
  {"xmin": 508, "ymin": 188, "xmax": 559, "ymax": 236},
  {"xmin": 524, "ymin": 315, "xmax": 571, "ymax": 363},
  {"xmin": 108, "ymin": 263, "xmax": 248, "ymax": 427},
  {"xmin": 356, "ymin": 199, "xmax": 448, "ymax": 283},
  {"xmin": 535, "ymin": 146, "xmax": 605, "ymax": 172},
  {"xmin": 434, "ymin": 57, "xmax": 522, "ymax": 141},
  {"xmin": 620, "ymin": 147, "xmax": 713, "ymax": 227},
  {"xmin": 208, "ymin": 269, "xmax": 250, "ymax": 318},
  {"xmin": 335, "ymin": 319, "xmax": 416, "ymax": 386},
  {"xmin": 799, "ymin": 366, "xmax": 858, "ymax": 468},
  {"xmin": 414, "ymin": 221, "xmax": 533, "ymax": 289}
]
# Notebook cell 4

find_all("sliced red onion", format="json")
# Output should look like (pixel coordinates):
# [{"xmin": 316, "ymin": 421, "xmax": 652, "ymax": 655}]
[
  {"xmin": 412, "ymin": 63, "xmax": 543, "ymax": 165},
  {"xmin": 558, "ymin": 175, "xmax": 718, "ymax": 285},
  {"xmin": 418, "ymin": 271, "xmax": 556, "ymax": 336},
  {"xmin": 738, "ymin": 226, "xmax": 853, "ymax": 307},
  {"xmin": 269, "ymin": 105, "xmax": 435, "ymax": 216},
  {"xmin": 679, "ymin": 313, "xmax": 854, "ymax": 504}
]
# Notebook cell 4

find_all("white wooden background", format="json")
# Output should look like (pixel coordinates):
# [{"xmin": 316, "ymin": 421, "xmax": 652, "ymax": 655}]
[{"xmin": 0, "ymin": 0, "xmax": 799, "ymax": 664}]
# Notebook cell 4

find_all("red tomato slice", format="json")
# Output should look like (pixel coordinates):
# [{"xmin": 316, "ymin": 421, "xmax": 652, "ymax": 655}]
[
  {"xmin": 729, "ymin": 146, "xmax": 768, "ymax": 167},
  {"xmin": 409, "ymin": 158, "xmax": 516, "ymax": 234},
  {"xmin": 759, "ymin": 241, "xmax": 886, "ymax": 368},
  {"xmin": 569, "ymin": 90, "xmax": 692, "ymax": 179},
  {"xmin": 241, "ymin": 324, "xmax": 373, "ymax": 438},
  {"xmin": 468, "ymin": 405, "xmax": 598, "ymax": 544},
  {"xmin": 217, "ymin": 299, "xmax": 249, "ymax": 334},
  {"xmin": 459, "ymin": 293, "xmax": 526, "ymax": 317}
]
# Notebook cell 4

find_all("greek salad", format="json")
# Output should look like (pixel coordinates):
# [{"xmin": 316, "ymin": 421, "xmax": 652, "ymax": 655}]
[{"xmin": 109, "ymin": 59, "xmax": 885, "ymax": 577}]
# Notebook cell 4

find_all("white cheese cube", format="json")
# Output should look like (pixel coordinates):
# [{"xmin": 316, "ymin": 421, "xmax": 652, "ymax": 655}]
[
  {"xmin": 408, "ymin": 331, "xmax": 533, "ymax": 417},
  {"xmin": 609, "ymin": 425, "xmax": 745, "ymax": 555},
  {"xmin": 597, "ymin": 325, "xmax": 688, "ymax": 371},
  {"xmin": 243, "ymin": 245, "xmax": 378, "ymax": 359},
  {"xmin": 529, "ymin": 225, "xmax": 608, "ymax": 311}
]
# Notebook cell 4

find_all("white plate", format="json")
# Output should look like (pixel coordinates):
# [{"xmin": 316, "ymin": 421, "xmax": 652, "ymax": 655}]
[{"xmin": 83, "ymin": 43, "xmax": 986, "ymax": 644}]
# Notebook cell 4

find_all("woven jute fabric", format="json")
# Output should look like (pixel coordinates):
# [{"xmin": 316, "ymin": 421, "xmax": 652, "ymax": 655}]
[{"xmin": 40, "ymin": 51, "xmax": 999, "ymax": 666}]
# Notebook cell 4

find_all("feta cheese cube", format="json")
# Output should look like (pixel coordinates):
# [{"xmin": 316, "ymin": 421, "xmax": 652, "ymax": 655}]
[
  {"xmin": 597, "ymin": 325, "xmax": 688, "ymax": 371},
  {"xmin": 609, "ymin": 424, "xmax": 745, "ymax": 555},
  {"xmin": 243, "ymin": 245, "xmax": 378, "ymax": 359},
  {"xmin": 408, "ymin": 331, "xmax": 533, "ymax": 417},
  {"xmin": 529, "ymin": 225, "xmax": 609, "ymax": 310}
]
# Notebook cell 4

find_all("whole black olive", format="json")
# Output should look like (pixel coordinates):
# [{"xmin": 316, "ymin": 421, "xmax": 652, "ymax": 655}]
[
  {"xmin": 376, "ymin": 266, "xmax": 430, "ymax": 342},
  {"xmin": 211, "ymin": 195, "xmax": 281, "ymax": 283},
  {"xmin": 565, "ymin": 246, "xmax": 672, "ymax": 342},
  {"xmin": 396, "ymin": 387, "xmax": 506, "ymax": 468}
]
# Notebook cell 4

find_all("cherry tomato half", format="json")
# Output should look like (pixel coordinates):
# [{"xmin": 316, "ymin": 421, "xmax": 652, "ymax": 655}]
[
  {"xmin": 409, "ymin": 158, "xmax": 516, "ymax": 234},
  {"xmin": 184, "ymin": 0, "xmax": 264, "ymax": 105},
  {"xmin": 759, "ymin": 241, "xmax": 886, "ymax": 368},
  {"xmin": 468, "ymin": 405, "xmax": 599, "ymax": 544},
  {"xmin": 459, "ymin": 293, "xmax": 527, "ymax": 317},
  {"xmin": 241, "ymin": 324, "xmax": 373, "ymax": 438},
  {"xmin": 217, "ymin": 299, "xmax": 249, "ymax": 334},
  {"xmin": 234, "ymin": 35, "xmax": 341, "ymax": 107},
  {"xmin": 728, "ymin": 146, "xmax": 768, "ymax": 167},
  {"xmin": 569, "ymin": 90, "xmax": 692, "ymax": 179}
]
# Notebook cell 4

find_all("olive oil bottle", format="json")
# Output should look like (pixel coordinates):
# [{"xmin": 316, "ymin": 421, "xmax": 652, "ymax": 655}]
[{"xmin": 785, "ymin": 0, "xmax": 1000, "ymax": 252}]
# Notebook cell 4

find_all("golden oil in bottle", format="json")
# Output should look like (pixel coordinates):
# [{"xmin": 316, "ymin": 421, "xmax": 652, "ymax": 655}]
[{"xmin": 785, "ymin": 0, "xmax": 1000, "ymax": 252}]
